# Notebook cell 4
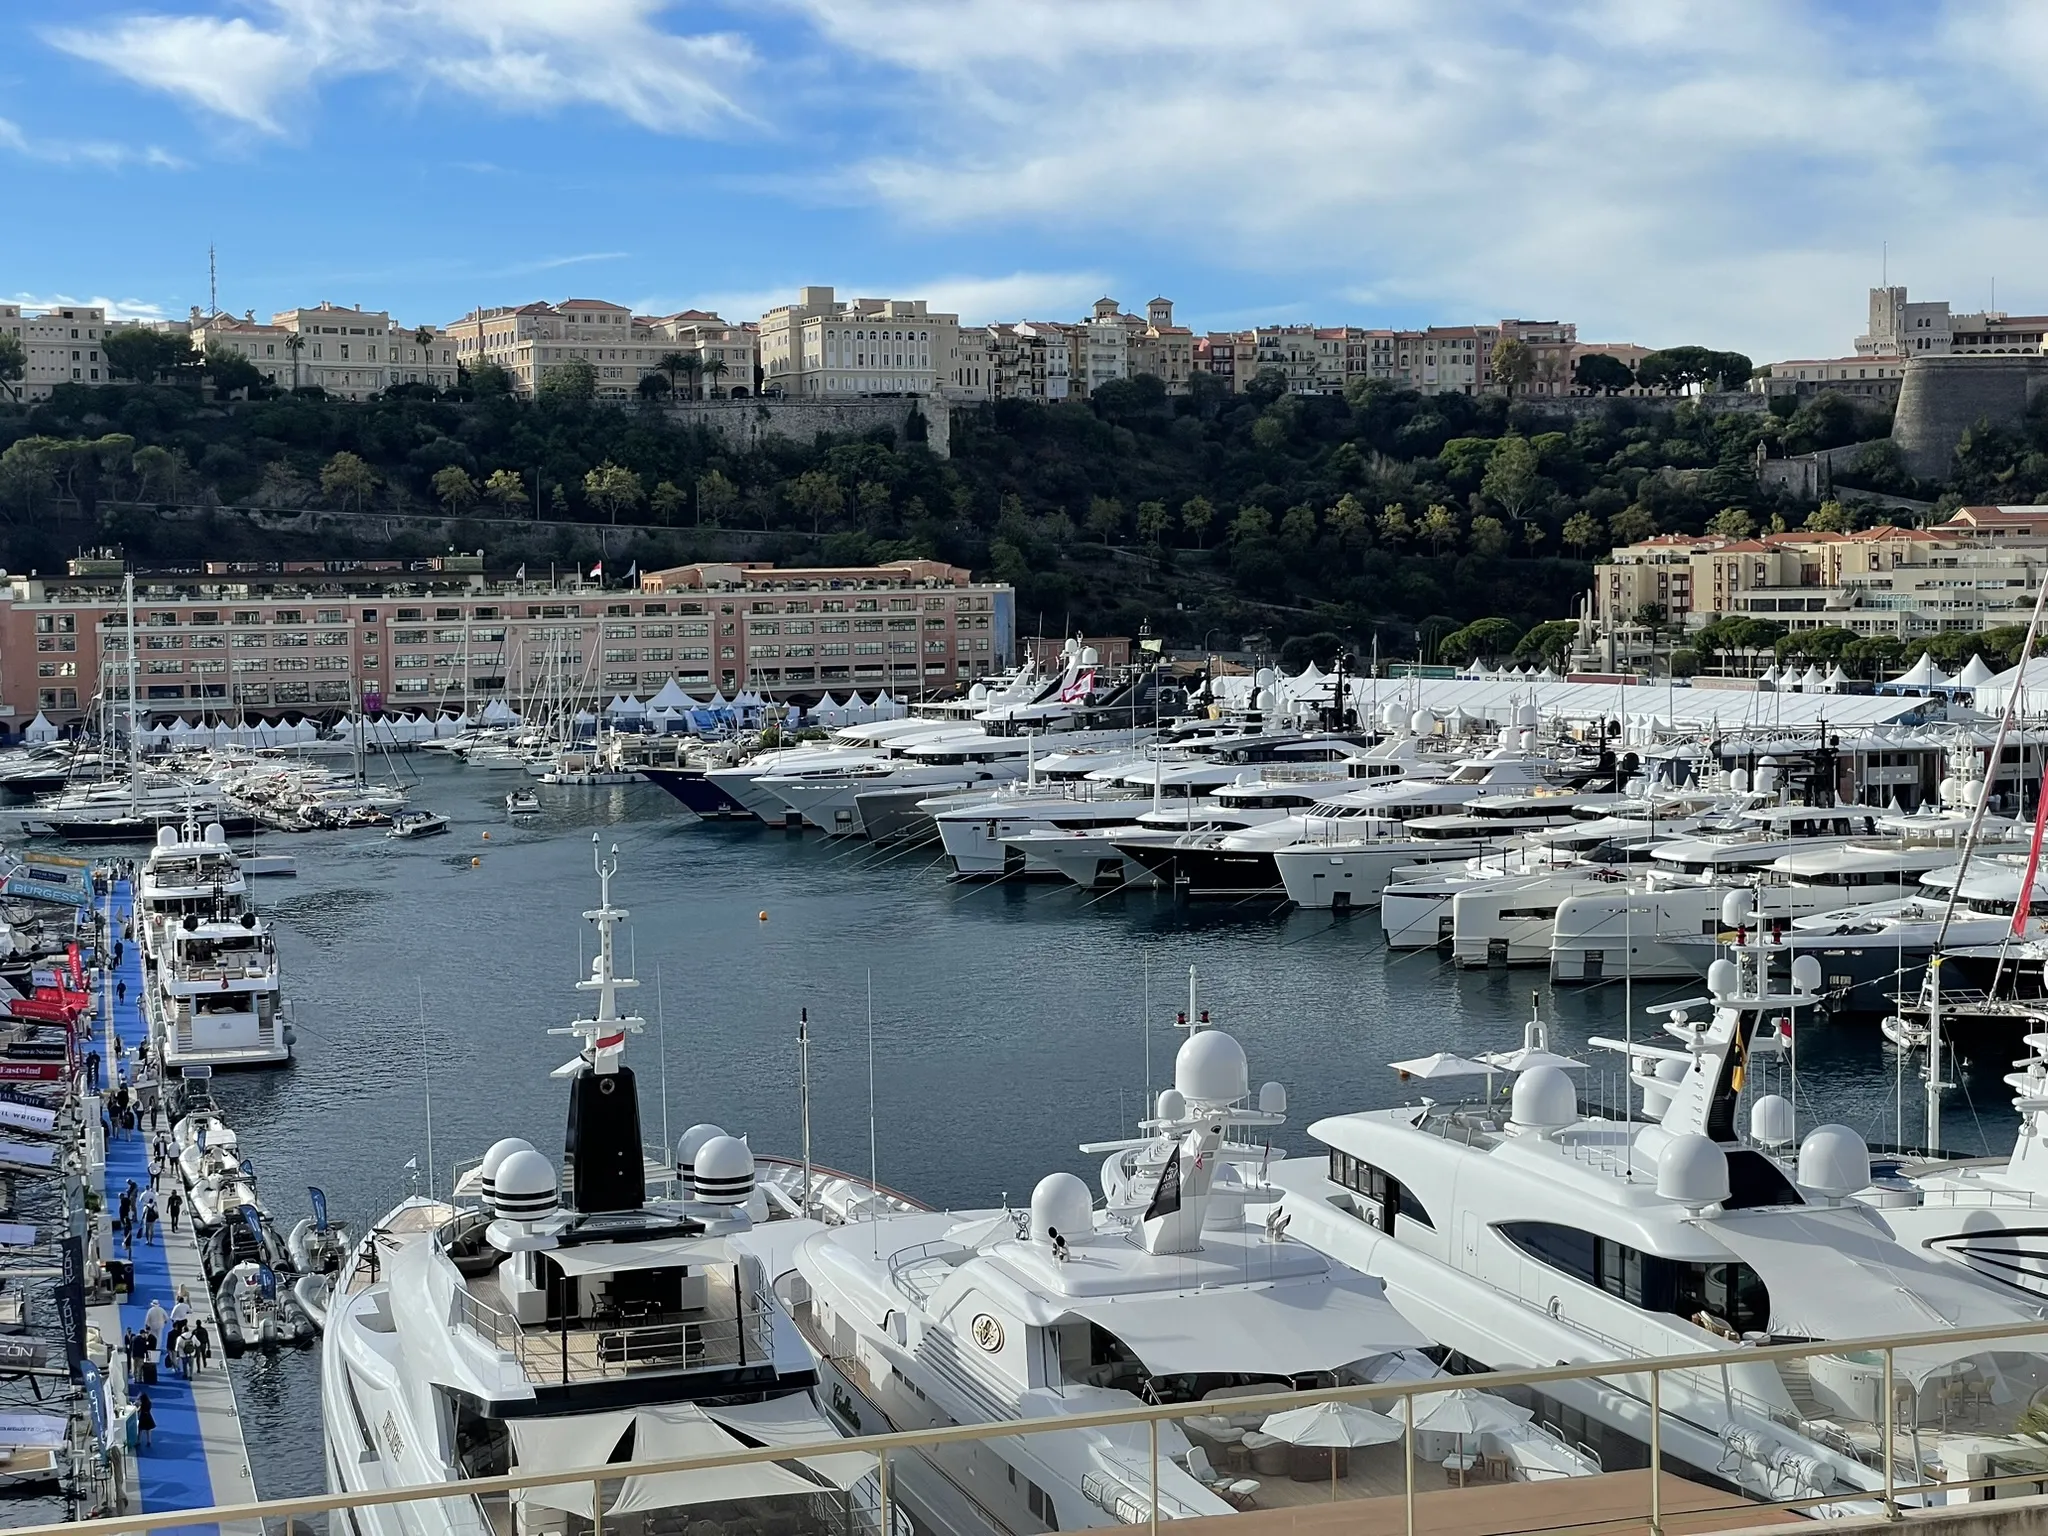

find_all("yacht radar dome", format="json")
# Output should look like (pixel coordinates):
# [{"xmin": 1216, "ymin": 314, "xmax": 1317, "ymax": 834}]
[
  {"xmin": 1510, "ymin": 1066, "xmax": 1577, "ymax": 1136},
  {"xmin": 1790, "ymin": 955, "xmax": 1823, "ymax": 995},
  {"xmin": 1707, "ymin": 958, "xmax": 1740, "ymax": 1001},
  {"xmin": 692, "ymin": 1135, "xmax": 755, "ymax": 1205},
  {"xmin": 204, "ymin": 822, "xmax": 227, "ymax": 845},
  {"xmin": 1656, "ymin": 1133, "xmax": 1730, "ymax": 1211},
  {"xmin": 1797, "ymin": 1124, "xmax": 1870, "ymax": 1201},
  {"xmin": 1175, "ymin": 1029, "xmax": 1248, "ymax": 1106},
  {"xmin": 478, "ymin": 1137, "xmax": 536, "ymax": 1206},
  {"xmin": 1258, "ymin": 1081, "xmax": 1287, "ymax": 1115},
  {"xmin": 1749, "ymin": 1094, "xmax": 1795, "ymax": 1148},
  {"xmin": 1030, "ymin": 1171, "xmax": 1093, "ymax": 1244},
  {"xmin": 1155, "ymin": 1088, "xmax": 1187, "ymax": 1123},
  {"xmin": 675, "ymin": 1123, "xmax": 728, "ymax": 1194},
  {"xmin": 1719, "ymin": 889, "xmax": 1757, "ymax": 930},
  {"xmin": 491, "ymin": 1149, "xmax": 559, "ymax": 1220},
  {"xmin": 155, "ymin": 826, "xmax": 176, "ymax": 849}
]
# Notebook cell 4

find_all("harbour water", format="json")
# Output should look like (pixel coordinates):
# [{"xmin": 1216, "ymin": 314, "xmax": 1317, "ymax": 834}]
[{"xmin": 146, "ymin": 757, "xmax": 2024, "ymax": 1504}]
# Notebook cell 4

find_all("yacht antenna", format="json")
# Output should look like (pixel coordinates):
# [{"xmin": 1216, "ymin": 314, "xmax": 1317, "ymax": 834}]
[
  {"xmin": 1187, "ymin": 963, "xmax": 1198, "ymax": 1029},
  {"xmin": 799, "ymin": 1007, "xmax": 813, "ymax": 1217},
  {"xmin": 656, "ymin": 962, "xmax": 671, "ymax": 1158},
  {"xmin": 1143, "ymin": 952, "xmax": 1152, "ymax": 1101},
  {"xmin": 546, "ymin": 835, "xmax": 643, "ymax": 1073},
  {"xmin": 867, "ymin": 971, "xmax": 879, "ymax": 1258},
  {"xmin": 417, "ymin": 978, "xmax": 434, "ymax": 1202}
]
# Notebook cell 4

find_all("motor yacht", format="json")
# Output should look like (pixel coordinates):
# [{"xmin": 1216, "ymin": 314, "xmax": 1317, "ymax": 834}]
[
  {"xmin": 322, "ymin": 846, "xmax": 905, "ymax": 1536},
  {"xmin": 143, "ymin": 888, "xmax": 288, "ymax": 1069},
  {"xmin": 786, "ymin": 1022, "xmax": 1591, "ymax": 1533},
  {"xmin": 1266, "ymin": 944, "xmax": 2048, "ymax": 1508},
  {"xmin": 688, "ymin": 720, "xmax": 971, "ymax": 825},
  {"xmin": 135, "ymin": 818, "xmax": 250, "ymax": 965}
]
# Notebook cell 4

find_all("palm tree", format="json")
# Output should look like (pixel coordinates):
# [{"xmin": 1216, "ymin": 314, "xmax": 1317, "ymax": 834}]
[
  {"xmin": 413, "ymin": 327, "xmax": 434, "ymax": 389},
  {"xmin": 284, "ymin": 332, "xmax": 305, "ymax": 391},
  {"xmin": 657, "ymin": 351, "xmax": 689, "ymax": 400},
  {"xmin": 702, "ymin": 356, "xmax": 729, "ymax": 398},
  {"xmin": 678, "ymin": 355, "xmax": 703, "ymax": 401}
]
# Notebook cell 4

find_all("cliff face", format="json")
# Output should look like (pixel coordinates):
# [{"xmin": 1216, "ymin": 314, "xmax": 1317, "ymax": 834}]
[{"xmin": 1892, "ymin": 355, "xmax": 2048, "ymax": 478}]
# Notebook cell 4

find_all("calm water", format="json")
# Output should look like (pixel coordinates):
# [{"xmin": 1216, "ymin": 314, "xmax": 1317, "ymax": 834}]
[{"xmin": 101, "ymin": 757, "xmax": 2027, "ymax": 1502}]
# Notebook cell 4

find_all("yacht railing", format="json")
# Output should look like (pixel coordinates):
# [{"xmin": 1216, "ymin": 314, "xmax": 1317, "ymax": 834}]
[
  {"xmin": 51, "ymin": 1317, "xmax": 2048, "ymax": 1536},
  {"xmin": 448, "ymin": 1276, "xmax": 778, "ymax": 1384}
]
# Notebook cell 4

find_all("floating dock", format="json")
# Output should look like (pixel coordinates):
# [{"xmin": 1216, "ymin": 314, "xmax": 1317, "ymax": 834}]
[{"xmin": 83, "ymin": 877, "xmax": 257, "ymax": 1531}]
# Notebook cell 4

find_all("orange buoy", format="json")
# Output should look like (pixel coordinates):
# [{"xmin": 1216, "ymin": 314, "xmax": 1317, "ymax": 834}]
[
  {"xmin": 758, "ymin": 911, "xmax": 768, "ymax": 922},
  {"xmin": 482, "ymin": 831, "xmax": 491, "ymax": 840},
  {"xmin": 471, "ymin": 857, "xmax": 481, "ymax": 867}
]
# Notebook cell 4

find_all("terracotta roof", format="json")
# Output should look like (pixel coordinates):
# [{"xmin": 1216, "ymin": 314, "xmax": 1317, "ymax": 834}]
[{"xmin": 1711, "ymin": 540, "xmax": 1772, "ymax": 553}]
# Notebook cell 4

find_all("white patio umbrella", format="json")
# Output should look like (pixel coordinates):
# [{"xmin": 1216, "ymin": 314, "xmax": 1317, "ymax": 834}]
[
  {"xmin": 1392, "ymin": 1389, "xmax": 1534, "ymax": 1484},
  {"xmin": 1476, "ymin": 1044, "xmax": 1587, "ymax": 1073},
  {"xmin": 1389, "ymin": 1052, "xmax": 1492, "ymax": 1081},
  {"xmin": 1260, "ymin": 1401, "xmax": 1404, "ymax": 1496}
]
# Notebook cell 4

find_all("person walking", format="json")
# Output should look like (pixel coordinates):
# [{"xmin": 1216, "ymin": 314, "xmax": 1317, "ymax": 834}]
[
  {"xmin": 115, "ymin": 979, "xmax": 126, "ymax": 1005},
  {"xmin": 192, "ymin": 1320, "xmax": 211, "ymax": 1373},
  {"xmin": 143, "ymin": 1191, "xmax": 158, "ymax": 1246},
  {"xmin": 166, "ymin": 1186, "xmax": 183, "ymax": 1235},
  {"xmin": 135, "ymin": 1392, "xmax": 154, "ymax": 1449}
]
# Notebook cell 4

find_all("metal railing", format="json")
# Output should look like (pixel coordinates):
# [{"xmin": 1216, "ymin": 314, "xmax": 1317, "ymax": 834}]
[
  {"xmin": 45, "ymin": 1316, "xmax": 2048, "ymax": 1536},
  {"xmin": 446, "ymin": 1276, "xmax": 777, "ymax": 1383}
]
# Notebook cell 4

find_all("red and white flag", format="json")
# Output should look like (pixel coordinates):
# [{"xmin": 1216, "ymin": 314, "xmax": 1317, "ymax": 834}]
[
  {"xmin": 1057, "ymin": 668, "xmax": 1095, "ymax": 703},
  {"xmin": 594, "ymin": 1027, "xmax": 627, "ymax": 1059},
  {"xmin": 588, "ymin": 560, "xmax": 603, "ymax": 579}
]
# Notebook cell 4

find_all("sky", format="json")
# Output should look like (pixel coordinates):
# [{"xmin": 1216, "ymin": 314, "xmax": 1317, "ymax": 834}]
[{"xmin": 3, "ymin": 0, "xmax": 2046, "ymax": 362}]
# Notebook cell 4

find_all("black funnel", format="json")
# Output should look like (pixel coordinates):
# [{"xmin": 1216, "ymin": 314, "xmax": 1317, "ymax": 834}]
[{"xmin": 563, "ymin": 1065, "xmax": 646, "ymax": 1213}]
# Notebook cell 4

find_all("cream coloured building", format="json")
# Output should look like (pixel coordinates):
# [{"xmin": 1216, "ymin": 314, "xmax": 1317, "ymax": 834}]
[
  {"xmin": 1, "ymin": 302, "xmax": 110, "ymax": 399},
  {"xmin": 758, "ymin": 287, "xmax": 960, "ymax": 399},
  {"xmin": 441, "ymin": 300, "xmax": 755, "ymax": 401},
  {"xmin": 192, "ymin": 303, "xmax": 456, "ymax": 397}
]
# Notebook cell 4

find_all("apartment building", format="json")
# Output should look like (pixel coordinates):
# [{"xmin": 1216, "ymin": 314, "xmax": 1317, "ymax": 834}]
[
  {"xmin": 1590, "ymin": 509, "xmax": 2048, "ymax": 644},
  {"xmin": 0, "ymin": 303, "xmax": 110, "ymax": 400},
  {"xmin": 1858, "ymin": 285, "xmax": 2048, "ymax": 358},
  {"xmin": 976, "ymin": 322, "xmax": 1071, "ymax": 403},
  {"xmin": 442, "ymin": 300, "xmax": 755, "ymax": 400},
  {"xmin": 1195, "ymin": 332, "xmax": 1251, "ymax": 391},
  {"xmin": 757, "ymin": 287, "xmax": 960, "ymax": 400},
  {"xmin": 635, "ymin": 559, "xmax": 1015, "ymax": 696},
  {"xmin": 1127, "ymin": 298, "xmax": 1195, "ymax": 392},
  {"xmin": 191, "ymin": 304, "xmax": 458, "ymax": 397},
  {"xmin": 1497, "ymin": 318, "xmax": 1580, "ymax": 395},
  {"xmin": 1750, "ymin": 357, "xmax": 1910, "ymax": 404}
]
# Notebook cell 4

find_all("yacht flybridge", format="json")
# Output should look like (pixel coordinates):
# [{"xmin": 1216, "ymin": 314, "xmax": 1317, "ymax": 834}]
[
  {"xmin": 784, "ymin": 1016, "xmax": 1593, "ymax": 1532},
  {"xmin": 322, "ymin": 842, "xmax": 901, "ymax": 1536},
  {"xmin": 1268, "ymin": 916, "xmax": 2048, "ymax": 1508}
]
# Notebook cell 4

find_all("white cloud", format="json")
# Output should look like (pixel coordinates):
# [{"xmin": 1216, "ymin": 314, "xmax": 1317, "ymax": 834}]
[
  {"xmin": 0, "ymin": 115, "xmax": 185, "ymax": 170},
  {"xmin": 45, "ymin": 0, "xmax": 756, "ymax": 137},
  {"xmin": 8, "ymin": 292, "xmax": 171, "ymax": 322},
  {"xmin": 779, "ymin": 0, "xmax": 2048, "ymax": 359}
]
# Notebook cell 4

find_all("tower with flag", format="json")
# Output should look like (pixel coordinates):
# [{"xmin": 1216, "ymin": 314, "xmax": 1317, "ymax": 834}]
[{"xmin": 548, "ymin": 835, "xmax": 648, "ymax": 1211}]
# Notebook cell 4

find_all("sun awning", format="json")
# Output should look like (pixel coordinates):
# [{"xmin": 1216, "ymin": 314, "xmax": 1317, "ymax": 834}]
[
  {"xmin": 609, "ymin": 1405, "xmax": 821, "ymax": 1514},
  {"xmin": 542, "ymin": 1237, "xmax": 734, "ymax": 1278},
  {"xmin": 704, "ymin": 1395, "xmax": 872, "ymax": 1490},
  {"xmin": 1710, "ymin": 1208, "xmax": 2048, "ymax": 1384},
  {"xmin": 1060, "ymin": 1271, "xmax": 1423, "ymax": 1378},
  {"xmin": 509, "ymin": 1411, "xmax": 635, "ymax": 1517}
]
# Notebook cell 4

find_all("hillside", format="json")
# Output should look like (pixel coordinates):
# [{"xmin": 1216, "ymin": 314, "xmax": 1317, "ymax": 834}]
[{"xmin": 0, "ymin": 371, "xmax": 1899, "ymax": 665}]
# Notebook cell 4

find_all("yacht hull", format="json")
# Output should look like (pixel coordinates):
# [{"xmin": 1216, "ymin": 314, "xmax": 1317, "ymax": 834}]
[
  {"xmin": 1277, "ymin": 841, "xmax": 1488, "ymax": 911},
  {"xmin": 639, "ymin": 765, "xmax": 756, "ymax": 819},
  {"xmin": 23, "ymin": 809, "xmax": 259, "ymax": 843},
  {"xmin": 1001, "ymin": 829, "xmax": 1159, "ymax": 889},
  {"xmin": 1114, "ymin": 840, "xmax": 1284, "ymax": 900}
]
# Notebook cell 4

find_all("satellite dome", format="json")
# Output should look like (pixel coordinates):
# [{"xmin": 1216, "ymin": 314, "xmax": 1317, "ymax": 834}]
[
  {"xmin": 478, "ymin": 1137, "xmax": 537, "ymax": 1205},
  {"xmin": 156, "ymin": 827, "xmax": 176, "ymax": 849},
  {"xmin": 1707, "ymin": 959, "xmax": 1739, "ymax": 1000},
  {"xmin": 1510, "ymin": 1065, "xmax": 1577, "ymax": 1134},
  {"xmin": 1720, "ymin": 889, "xmax": 1757, "ymax": 929},
  {"xmin": 1798, "ymin": 1124, "xmax": 1870, "ymax": 1200},
  {"xmin": 1516, "ymin": 704, "xmax": 1539, "ymax": 730},
  {"xmin": 1155, "ymin": 1088, "xmax": 1186, "ymax": 1123},
  {"xmin": 1409, "ymin": 710, "xmax": 1435, "ymax": 737},
  {"xmin": 675, "ymin": 1123, "xmax": 728, "ymax": 1194},
  {"xmin": 1729, "ymin": 768, "xmax": 1750, "ymax": 794},
  {"xmin": 693, "ymin": 1135, "xmax": 755, "ymax": 1205},
  {"xmin": 1790, "ymin": 955, "xmax": 1822, "ymax": 995},
  {"xmin": 1255, "ymin": 668, "xmax": 1277, "ymax": 691},
  {"xmin": 1380, "ymin": 702, "xmax": 1405, "ymax": 731},
  {"xmin": 1749, "ymin": 1094, "xmax": 1795, "ymax": 1148},
  {"xmin": 204, "ymin": 823, "xmax": 227, "ymax": 845},
  {"xmin": 1175, "ymin": 1030, "xmax": 1248, "ymax": 1105},
  {"xmin": 1030, "ymin": 1171, "xmax": 1093, "ymax": 1244},
  {"xmin": 1258, "ymin": 1081, "xmax": 1287, "ymax": 1115},
  {"xmin": 492, "ymin": 1149, "xmax": 559, "ymax": 1220},
  {"xmin": 1655, "ymin": 1133, "xmax": 1729, "ymax": 1208}
]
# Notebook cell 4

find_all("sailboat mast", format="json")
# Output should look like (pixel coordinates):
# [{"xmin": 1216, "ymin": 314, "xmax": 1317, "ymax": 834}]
[
  {"xmin": 124, "ymin": 571, "xmax": 138, "ymax": 814},
  {"xmin": 799, "ymin": 1007, "xmax": 813, "ymax": 1217}
]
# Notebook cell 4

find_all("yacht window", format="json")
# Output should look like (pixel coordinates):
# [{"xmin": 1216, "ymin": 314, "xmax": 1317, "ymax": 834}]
[
  {"xmin": 1328, "ymin": 1149, "xmax": 1433, "ymax": 1230},
  {"xmin": 1498, "ymin": 1221, "xmax": 1771, "ymax": 1333},
  {"xmin": 1724, "ymin": 1149, "xmax": 1801, "ymax": 1209}
]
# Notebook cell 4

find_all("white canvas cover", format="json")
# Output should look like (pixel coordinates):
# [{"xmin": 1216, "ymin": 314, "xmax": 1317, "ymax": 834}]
[
  {"xmin": 648, "ymin": 678, "xmax": 694, "ymax": 710},
  {"xmin": 1955, "ymin": 654, "xmax": 1998, "ymax": 688},
  {"xmin": 540, "ymin": 1237, "xmax": 732, "ymax": 1277},
  {"xmin": 21, "ymin": 713, "xmax": 56, "ymax": 743},
  {"xmin": 702, "ymin": 1394, "xmax": 872, "ymax": 1489},
  {"xmin": 509, "ymin": 1411, "xmax": 634, "ymax": 1517},
  {"xmin": 1889, "ymin": 652, "xmax": 1949, "ymax": 688},
  {"xmin": 608, "ymin": 1406, "xmax": 821, "ymax": 1514}
]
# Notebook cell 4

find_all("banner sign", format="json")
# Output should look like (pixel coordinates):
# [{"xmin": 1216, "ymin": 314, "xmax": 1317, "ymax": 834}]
[
  {"xmin": 55, "ymin": 1232, "xmax": 85, "ymax": 1374},
  {"xmin": 3, "ymin": 856, "xmax": 92, "ymax": 908}
]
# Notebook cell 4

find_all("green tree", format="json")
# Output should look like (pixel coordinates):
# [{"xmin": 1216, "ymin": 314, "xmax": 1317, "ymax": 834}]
[
  {"xmin": 467, "ymin": 358, "xmax": 511, "ymax": 398},
  {"xmin": 104, "ymin": 327, "xmax": 193, "ymax": 384},
  {"xmin": 1572, "ymin": 352, "xmax": 1634, "ymax": 395},
  {"xmin": 432, "ymin": 465, "xmax": 478, "ymax": 513},
  {"xmin": 1086, "ymin": 496, "xmax": 1126, "ymax": 542},
  {"xmin": 0, "ymin": 332, "xmax": 23, "ymax": 403},
  {"xmin": 1479, "ymin": 432, "xmax": 1540, "ymax": 519},
  {"xmin": 785, "ymin": 470, "xmax": 844, "ymax": 535},
  {"xmin": 538, "ymin": 357, "xmax": 598, "ymax": 402},
  {"xmin": 0, "ymin": 437, "xmax": 59, "ymax": 519},
  {"xmin": 856, "ymin": 480, "xmax": 892, "ymax": 531},
  {"xmin": 283, "ymin": 332, "xmax": 306, "ymax": 389},
  {"xmin": 1468, "ymin": 513, "xmax": 1508, "ymax": 557},
  {"xmin": 1178, "ymin": 495, "xmax": 1216, "ymax": 547},
  {"xmin": 1419, "ymin": 502, "xmax": 1459, "ymax": 553},
  {"xmin": 1608, "ymin": 505, "xmax": 1656, "ymax": 544},
  {"xmin": 1377, "ymin": 503, "xmax": 1413, "ymax": 547},
  {"xmin": 1513, "ymin": 619, "xmax": 1580, "ymax": 666},
  {"xmin": 650, "ymin": 480, "xmax": 687, "ymax": 524},
  {"xmin": 1522, "ymin": 520, "xmax": 1547, "ymax": 555},
  {"xmin": 1279, "ymin": 504, "xmax": 1317, "ymax": 548},
  {"xmin": 702, "ymin": 356, "xmax": 729, "ymax": 396},
  {"xmin": 1706, "ymin": 506, "xmax": 1756, "ymax": 537},
  {"xmin": 319, "ymin": 450, "xmax": 377, "ymax": 512},
  {"xmin": 202, "ymin": 350, "xmax": 265, "ymax": 398},
  {"xmin": 549, "ymin": 484, "xmax": 570, "ymax": 518},
  {"xmin": 1439, "ymin": 616, "xmax": 1523, "ymax": 663},
  {"xmin": 658, "ymin": 351, "xmax": 690, "ymax": 400},
  {"xmin": 1135, "ymin": 499, "xmax": 1169, "ymax": 543},
  {"xmin": 1562, "ymin": 510, "xmax": 1602, "ymax": 556},
  {"xmin": 1489, "ymin": 338, "xmax": 1534, "ymax": 395},
  {"xmin": 696, "ymin": 469, "xmax": 738, "ymax": 527},
  {"xmin": 637, "ymin": 373, "xmax": 671, "ymax": 400},
  {"xmin": 1229, "ymin": 504, "xmax": 1272, "ymax": 543},
  {"xmin": 1804, "ymin": 499, "xmax": 1854, "ymax": 533},
  {"xmin": 1327, "ymin": 493, "xmax": 1367, "ymax": 546},
  {"xmin": 583, "ymin": 461, "xmax": 644, "ymax": 524},
  {"xmin": 483, "ymin": 468, "xmax": 526, "ymax": 514}
]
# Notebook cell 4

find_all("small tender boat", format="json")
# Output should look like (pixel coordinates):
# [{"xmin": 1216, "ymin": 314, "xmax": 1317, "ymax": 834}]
[
  {"xmin": 241, "ymin": 853, "xmax": 297, "ymax": 878},
  {"xmin": 386, "ymin": 810, "xmax": 450, "ymax": 840},
  {"xmin": 504, "ymin": 789, "xmax": 540, "ymax": 815},
  {"xmin": 215, "ymin": 1260, "xmax": 317, "ymax": 1355}
]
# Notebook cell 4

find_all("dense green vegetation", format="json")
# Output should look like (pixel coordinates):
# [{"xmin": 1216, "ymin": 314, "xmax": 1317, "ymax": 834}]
[{"xmin": 0, "ymin": 353, "xmax": 1902, "ymax": 659}]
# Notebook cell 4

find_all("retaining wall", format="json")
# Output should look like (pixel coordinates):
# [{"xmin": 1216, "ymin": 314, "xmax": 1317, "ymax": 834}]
[{"xmin": 1892, "ymin": 355, "xmax": 2048, "ymax": 479}]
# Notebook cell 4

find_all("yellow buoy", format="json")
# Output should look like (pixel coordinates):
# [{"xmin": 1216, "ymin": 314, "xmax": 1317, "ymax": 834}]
[
  {"xmin": 758, "ymin": 911, "xmax": 768, "ymax": 922},
  {"xmin": 482, "ymin": 831, "xmax": 491, "ymax": 841},
  {"xmin": 471, "ymin": 857, "xmax": 481, "ymax": 867}
]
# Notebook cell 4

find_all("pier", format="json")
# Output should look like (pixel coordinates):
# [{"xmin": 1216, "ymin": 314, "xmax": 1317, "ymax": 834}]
[{"xmin": 82, "ymin": 875, "xmax": 255, "ymax": 1532}]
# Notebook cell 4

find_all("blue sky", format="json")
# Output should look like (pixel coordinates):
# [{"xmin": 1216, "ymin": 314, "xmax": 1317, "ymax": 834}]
[{"xmin": 3, "ymin": 0, "xmax": 2045, "ymax": 361}]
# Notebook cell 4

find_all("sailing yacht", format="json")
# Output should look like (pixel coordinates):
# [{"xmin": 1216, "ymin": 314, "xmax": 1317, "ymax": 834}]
[
  {"xmin": 1265, "ymin": 933, "xmax": 2048, "ymax": 1507},
  {"xmin": 321, "ymin": 845, "xmax": 901, "ymax": 1536},
  {"xmin": 784, "ymin": 1021, "xmax": 1590, "ymax": 1532}
]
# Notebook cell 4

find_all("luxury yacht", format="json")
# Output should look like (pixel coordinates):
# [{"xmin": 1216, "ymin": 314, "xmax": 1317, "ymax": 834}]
[
  {"xmin": 784, "ymin": 1022, "xmax": 1591, "ymax": 1532},
  {"xmin": 135, "ymin": 818, "xmax": 250, "ymax": 965},
  {"xmin": 666, "ymin": 719, "xmax": 965, "ymax": 823},
  {"xmin": 19, "ymin": 772, "xmax": 257, "ymax": 842},
  {"xmin": 321, "ymin": 846, "xmax": 903, "ymax": 1536},
  {"xmin": 1267, "ymin": 934, "xmax": 2048, "ymax": 1508},
  {"xmin": 143, "ymin": 880, "xmax": 288, "ymax": 1070}
]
